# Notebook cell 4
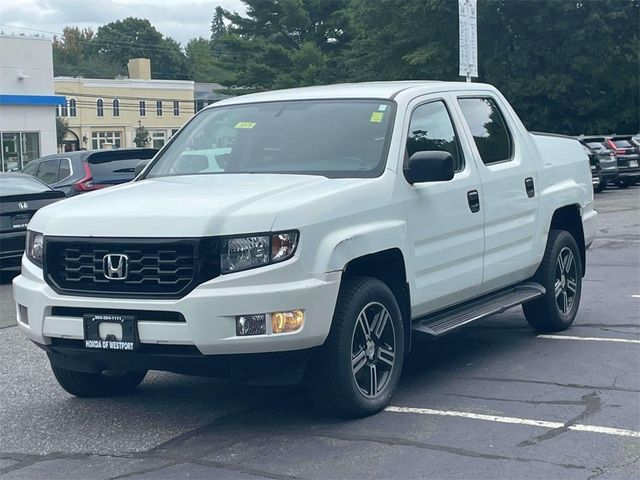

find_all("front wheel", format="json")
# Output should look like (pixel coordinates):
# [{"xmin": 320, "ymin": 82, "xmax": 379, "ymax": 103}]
[
  {"xmin": 308, "ymin": 277, "xmax": 404, "ymax": 418},
  {"xmin": 523, "ymin": 230, "xmax": 582, "ymax": 332},
  {"xmin": 51, "ymin": 365, "xmax": 147, "ymax": 397}
]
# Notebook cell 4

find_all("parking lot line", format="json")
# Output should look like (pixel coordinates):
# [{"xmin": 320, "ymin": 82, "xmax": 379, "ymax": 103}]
[
  {"xmin": 632, "ymin": 294, "xmax": 640, "ymax": 298},
  {"xmin": 384, "ymin": 406, "xmax": 640, "ymax": 438},
  {"xmin": 537, "ymin": 334, "xmax": 640, "ymax": 344}
]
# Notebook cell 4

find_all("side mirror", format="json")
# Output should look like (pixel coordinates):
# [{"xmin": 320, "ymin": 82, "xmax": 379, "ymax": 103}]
[
  {"xmin": 404, "ymin": 151, "xmax": 455, "ymax": 184},
  {"xmin": 134, "ymin": 160, "xmax": 150, "ymax": 177}
]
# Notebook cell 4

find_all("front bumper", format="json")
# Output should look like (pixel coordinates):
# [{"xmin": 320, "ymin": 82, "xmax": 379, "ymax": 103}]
[{"xmin": 13, "ymin": 256, "xmax": 341, "ymax": 356}]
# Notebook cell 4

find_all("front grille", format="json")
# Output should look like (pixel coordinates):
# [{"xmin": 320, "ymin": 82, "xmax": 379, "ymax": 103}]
[{"xmin": 45, "ymin": 237, "xmax": 220, "ymax": 298}]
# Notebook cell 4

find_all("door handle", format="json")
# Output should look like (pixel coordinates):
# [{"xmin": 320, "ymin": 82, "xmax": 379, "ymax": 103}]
[
  {"xmin": 467, "ymin": 190, "xmax": 480, "ymax": 213},
  {"xmin": 525, "ymin": 177, "xmax": 535, "ymax": 198}
]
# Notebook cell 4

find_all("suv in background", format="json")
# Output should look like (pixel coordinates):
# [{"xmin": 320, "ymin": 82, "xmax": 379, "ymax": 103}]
[
  {"xmin": 605, "ymin": 136, "xmax": 639, "ymax": 188},
  {"xmin": 21, "ymin": 148, "xmax": 158, "ymax": 197},
  {"xmin": 579, "ymin": 137, "xmax": 618, "ymax": 191},
  {"xmin": 582, "ymin": 144, "xmax": 602, "ymax": 192}
]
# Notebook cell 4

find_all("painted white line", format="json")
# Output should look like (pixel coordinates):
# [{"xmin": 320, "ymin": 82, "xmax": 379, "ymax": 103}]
[
  {"xmin": 537, "ymin": 334, "xmax": 640, "ymax": 345},
  {"xmin": 632, "ymin": 295, "xmax": 640, "ymax": 298},
  {"xmin": 385, "ymin": 406, "xmax": 640, "ymax": 438}
]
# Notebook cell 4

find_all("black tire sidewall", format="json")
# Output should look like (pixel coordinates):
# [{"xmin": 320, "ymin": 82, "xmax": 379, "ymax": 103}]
[
  {"xmin": 311, "ymin": 277, "xmax": 404, "ymax": 417},
  {"xmin": 533, "ymin": 230, "xmax": 583, "ymax": 330}
]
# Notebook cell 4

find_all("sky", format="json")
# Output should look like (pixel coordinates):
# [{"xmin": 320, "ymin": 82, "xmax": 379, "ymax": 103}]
[{"xmin": 0, "ymin": 0, "xmax": 245, "ymax": 46}]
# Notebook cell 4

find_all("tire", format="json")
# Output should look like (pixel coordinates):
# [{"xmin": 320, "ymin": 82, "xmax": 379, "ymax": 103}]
[
  {"xmin": 51, "ymin": 365, "xmax": 147, "ymax": 397},
  {"xmin": 616, "ymin": 179, "xmax": 630, "ymax": 189},
  {"xmin": 523, "ymin": 229, "xmax": 582, "ymax": 332},
  {"xmin": 593, "ymin": 181, "xmax": 604, "ymax": 193},
  {"xmin": 308, "ymin": 276, "xmax": 404, "ymax": 418}
]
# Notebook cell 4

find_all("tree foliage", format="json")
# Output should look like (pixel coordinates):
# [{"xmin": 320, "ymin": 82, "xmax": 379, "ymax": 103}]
[
  {"xmin": 55, "ymin": 117, "xmax": 70, "ymax": 147},
  {"xmin": 89, "ymin": 18, "xmax": 188, "ymax": 80},
  {"xmin": 51, "ymin": 1, "xmax": 639, "ymax": 134},
  {"xmin": 213, "ymin": 0, "xmax": 351, "ymax": 89},
  {"xmin": 133, "ymin": 123, "xmax": 150, "ymax": 147}
]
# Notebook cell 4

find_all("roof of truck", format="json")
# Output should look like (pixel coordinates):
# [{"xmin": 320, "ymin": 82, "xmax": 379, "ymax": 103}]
[{"xmin": 211, "ymin": 81, "xmax": 495, "ymax": 107}]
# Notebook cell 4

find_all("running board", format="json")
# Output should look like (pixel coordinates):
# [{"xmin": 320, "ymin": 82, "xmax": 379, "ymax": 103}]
[{"xmin": 412, "ymin": 282, "xmax": 545, "ymax": 337}]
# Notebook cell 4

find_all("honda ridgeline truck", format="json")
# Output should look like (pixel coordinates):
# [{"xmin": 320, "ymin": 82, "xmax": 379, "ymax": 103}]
[{"xmin": 14, "ymin": 82, "xmax": 597, "ymax": 417}]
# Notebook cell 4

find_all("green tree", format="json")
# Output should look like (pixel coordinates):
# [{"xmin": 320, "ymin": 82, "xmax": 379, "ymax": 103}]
[
  {"xmin": 210, "ymin": 6, "xmax": 227, "ymax": 44},
  {"xmin": 186, "ymin": 37, "xmax": 234, "ymax": 83},
  {"xmin": 56, "ymin": 117, "xmax": 70, "ymax": 148},
  {"xmin": 214, "ymin": 0, "xmax": 351, "ymax": 89},
  {"xmin": 133, "ymin": 123, "xmax": 150, "ymax": 147},
  {"xmin": 346, "ymin": 0, "xmax": 460, "ymax": 82},
  {"xmin": 89, "ymin": 18, "xmax": 188, "ymax": 80},
  {"xmin": 478, "ymin": 0, "xmax": 639, "ymax": 134},
  {"xmin": 53, "ymin": 26, "xmax": 121, "ymax": 78}
]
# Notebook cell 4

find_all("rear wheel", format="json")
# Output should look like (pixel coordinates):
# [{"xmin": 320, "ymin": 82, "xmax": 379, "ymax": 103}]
[
  {"xmin": 616, "ymin": 179, "xmax": 631, "ymax": 188},
  {"xmin": 523, "ymin": 230, "xmax": 582, "ymax": 332},
  {"xmin": 308, "ymin": 277, "xmax": 404, "ymax": 418},
  {"xmin": 51, "ymin": 365, "xmax": 146, "ymax": 397}
]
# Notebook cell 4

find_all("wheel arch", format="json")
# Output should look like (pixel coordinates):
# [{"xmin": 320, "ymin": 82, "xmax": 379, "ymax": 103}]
[
  {"xmin": 342, "ymin": 248, "xmax": 412, "ymax": 353},
  {"xmin": 549, "ymin": 204, "xmax": 586, "ymax": 276}
]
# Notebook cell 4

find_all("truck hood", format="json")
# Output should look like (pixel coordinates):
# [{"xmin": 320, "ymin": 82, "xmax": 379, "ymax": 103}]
[{"xmin": 30, "ymin": 174, "xmax": 365, "ymax": 237}]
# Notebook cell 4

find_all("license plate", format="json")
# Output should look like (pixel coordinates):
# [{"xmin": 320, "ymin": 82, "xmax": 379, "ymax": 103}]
[
  {"xmin": 11, "ymin": 214, "xmax": 30, "ymax": 229},
  {"xmin": 629, "ymin": 160, "xmax": 638, "ymax": 167},
  {"xmin": 83, "ymin": 314, "xmax": 137, "ymax": 351}
]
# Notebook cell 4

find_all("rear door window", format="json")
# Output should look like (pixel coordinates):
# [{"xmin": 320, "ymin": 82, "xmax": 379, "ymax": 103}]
[
  {"xmin": 87, "ymin": 149, "xmax": 157, "ymax": 184},
  {"xmin": 458, "ymin": 97, "xmax": 513, "ymax": 165},
  {"xmin": 35, "ymin": 159, "xmax": 60, "ymax": 184}
]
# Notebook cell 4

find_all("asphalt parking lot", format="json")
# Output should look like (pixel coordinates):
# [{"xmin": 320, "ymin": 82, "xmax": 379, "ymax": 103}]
[{"xmin": 0, "ymin": 187, "xmax": 638, "ymax": 480}]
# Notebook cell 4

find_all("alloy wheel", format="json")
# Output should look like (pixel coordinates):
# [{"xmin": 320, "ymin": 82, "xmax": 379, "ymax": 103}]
[
  {"xmin": 351, "ymin": 301, "xmax": 396, "ymax": 398},
  {"xmin": 555, "ymin": 247, "xmax": 578, "ymax": 315}
]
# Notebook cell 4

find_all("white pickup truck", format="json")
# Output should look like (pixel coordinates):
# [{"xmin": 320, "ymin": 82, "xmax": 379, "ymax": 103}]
[{"xmin": 14, "ymin": 81, "xmax": 597, "ymax": 417}]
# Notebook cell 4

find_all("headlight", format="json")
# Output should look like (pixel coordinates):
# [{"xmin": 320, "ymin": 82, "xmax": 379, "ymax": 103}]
[
  {"xmin": 221, "ymin": 230, "xmax": 298, "ymax": 274},
  {"xmin": 26, "ymin": 230, "xmax": 44, "ymax": 267}
]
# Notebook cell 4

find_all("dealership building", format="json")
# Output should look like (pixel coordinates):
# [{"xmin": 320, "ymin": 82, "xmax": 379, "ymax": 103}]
[{"xmin": 0, "ymin": 34, "xmax": 64, "ymax": 172}]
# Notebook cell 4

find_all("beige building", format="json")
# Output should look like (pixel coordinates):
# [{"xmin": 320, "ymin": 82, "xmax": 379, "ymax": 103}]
[{"xmin": 54, "ymin": 58, "xmax": 194, "ymax": 151}]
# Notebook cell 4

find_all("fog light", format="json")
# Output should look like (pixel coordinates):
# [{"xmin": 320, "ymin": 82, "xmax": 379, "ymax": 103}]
[
  {"xmin": 272, "ymin": 309, "xmax": 304, "ymax": 334},
  {"xmin": 235, "ymin": 314, "xmax": 266, "ymax": 336}
]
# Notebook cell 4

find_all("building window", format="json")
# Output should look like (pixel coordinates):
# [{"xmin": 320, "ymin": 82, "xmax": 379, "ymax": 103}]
[
  {"xmin": 151, "ymin": 131, "xmax": 166, "ymax": 149},
  {"xmin": 91, "ymin": 131, "xmax": 122, "ymax": 149},
  {"xmin": 0, "ymin": 132, "xmax": 40, "ymax": 172},
  {"xmin": 69, "ymin": 98, "xmax": 77, "ymax": 117},
  {"xmin": 96, "ymin": 99, "xmax": 104, "ymax": 117},
  {"xmin": 112, "ymin": 98, "xmax": 120, "ymax": 117},
  {"xmin": 139, "ymin": 100, "xmax": 146, "ymax": 117},
  {"xmin": 60, "ymin": 100, "xmax": 68, "ymax": 117},
  {"xmin": 173, "ymin": 100, "xmax": 180, "ymax": 116},
  {"xmin": 156, "ymin": 100, "xmax": 163, "ymax": 116}
]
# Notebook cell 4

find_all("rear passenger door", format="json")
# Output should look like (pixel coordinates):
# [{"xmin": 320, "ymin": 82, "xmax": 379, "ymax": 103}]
[
  {"xmin": 456, "ymin": 96, "xmax": 539, "ymax": 292},
  {"xmin": 403, "ymin": 98, "xmax": 485, "ymax": 317}
]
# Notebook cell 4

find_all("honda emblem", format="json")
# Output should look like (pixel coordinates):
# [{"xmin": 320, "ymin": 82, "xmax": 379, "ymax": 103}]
[{"xmin": 103, "ymin": 254, "xmax": 128, "ymax": 280}]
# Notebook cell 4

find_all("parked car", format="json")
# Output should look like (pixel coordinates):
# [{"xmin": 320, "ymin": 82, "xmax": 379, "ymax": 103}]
[
  {"xmin": 14, "ymin": 82, "xmax": 597, "ymax": 417},
  {"xmin": 605, "ymin": 136, "xmax": 639, "ymax": 188},
  {"xmin": 579, "ymin": 137, "xmax": 618, "ymax": 192},
  {"xmin": 582, "ymin": 145, "xmax": 602, "ymax": 192},
  {"xmin": 21, "ymin": 148, "xmax": 158, "ymax": 196},
  {"xmin": 0, "ymin": 173, "xmax": 64, "ymax": 271}
]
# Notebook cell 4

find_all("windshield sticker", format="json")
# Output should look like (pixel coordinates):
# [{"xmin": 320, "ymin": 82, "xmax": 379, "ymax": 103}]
[
  {"xmin": 378, "ymin": 104, "xmax": 388, "ymax": 111},
  {"xmin": 235, "ymin": 122, "xmax": 257, "ymax": 129},
  {"xmin": 370, "ymin": 112, "xmax": 384, "ymax": 123}
]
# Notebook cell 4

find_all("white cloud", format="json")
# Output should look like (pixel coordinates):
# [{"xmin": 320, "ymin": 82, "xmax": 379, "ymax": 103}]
[{"xmin": 0, "ymin": 0, "xmax": 245, "ymax": 45}]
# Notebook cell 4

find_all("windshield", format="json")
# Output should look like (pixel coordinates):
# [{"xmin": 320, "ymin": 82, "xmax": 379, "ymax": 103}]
[{"xmin": 145, "ymin": 100, "xmax": 394, "ymax": 179}]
